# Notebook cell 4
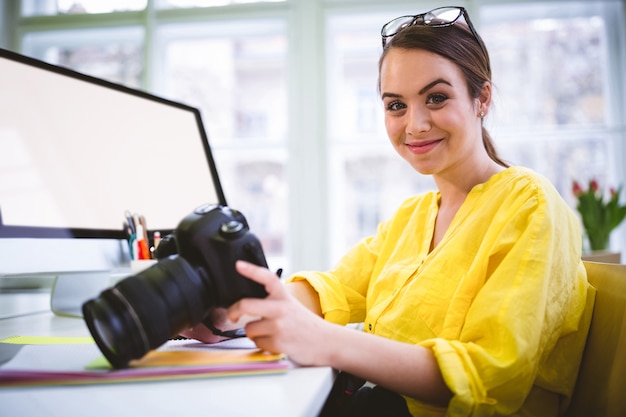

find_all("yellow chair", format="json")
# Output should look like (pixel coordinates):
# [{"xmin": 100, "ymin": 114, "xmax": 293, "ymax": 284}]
[{"xmin": 564, "ymin": 261, "xmax": 626, "ymax": 417}]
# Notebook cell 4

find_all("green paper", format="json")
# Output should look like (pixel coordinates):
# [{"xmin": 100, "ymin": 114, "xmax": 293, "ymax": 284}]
[{"xmin": 0, "ymin": 336, "xmax": 94, "ymax": 345}]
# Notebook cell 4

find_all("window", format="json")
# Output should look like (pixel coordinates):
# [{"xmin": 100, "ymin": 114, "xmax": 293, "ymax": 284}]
[
  {"xmin": 154, "ymin": 20, "xmax": 287, "ymax": 146},
  {"xmin": 325, "ymin": 2, "xmax": 626, "ymax": 258},
  {"xmin": 22, "ymin": 27, "xmax": 143, "ymax": 87},
  {"xmin": 482, "ymin": 8, "xmax": 608, "ymax": 128},
  {"xmin": 156, "ymin": 0, "xmax": 284, "ymax": 8},
  {"xmin": 479, "ymin": 1, "xmax": 625, "ymax": 251},
  {"xmin": 5, "ymin": 0, "xmax": 626, "ymax": 270},
  {"xmin": 326, "ymin": 11, "xmax": 437, "ymax": 260},
  {"xmin": 153, "ymin": 20, "xmax": 288, "ymax": 268},
  {"xmin": 21, "ymin": 0, "xmax": 146, "ymax": 16}
]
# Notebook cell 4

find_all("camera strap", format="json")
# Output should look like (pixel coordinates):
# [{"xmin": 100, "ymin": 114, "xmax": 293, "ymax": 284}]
[{"xmin": 204, "ymin": 321, "xmax": 247, "ymax": 339}]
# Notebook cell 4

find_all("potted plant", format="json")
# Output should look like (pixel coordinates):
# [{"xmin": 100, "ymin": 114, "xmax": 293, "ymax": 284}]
[{"xmin": 572, "ymin": 179, "xmax": 626, "ymax": 260}]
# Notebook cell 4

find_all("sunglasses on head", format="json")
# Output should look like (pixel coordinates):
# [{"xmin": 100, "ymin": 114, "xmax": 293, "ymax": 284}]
[{"xmin": 380, "ymin": 6, "xmax": 488, "ymax": 61}]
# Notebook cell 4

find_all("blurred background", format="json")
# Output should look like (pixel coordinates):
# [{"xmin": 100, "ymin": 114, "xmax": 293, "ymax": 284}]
[{"xmin": 1, "ymin": 0, "xmax": 625, "ymax": 274}]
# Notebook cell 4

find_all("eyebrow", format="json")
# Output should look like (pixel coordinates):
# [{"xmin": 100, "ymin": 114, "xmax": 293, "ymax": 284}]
[
  {"xmin": 381, "ymin": 78, "xmax": 453, "ymax": 100},
  {"xmin": 419, "ymin": 78, "xmax": 452, "ymax": 95}
]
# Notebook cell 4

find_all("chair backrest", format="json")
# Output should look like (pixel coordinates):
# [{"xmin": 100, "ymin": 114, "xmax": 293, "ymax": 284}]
[{"xmin": 564, "ymin": 261, "xmax": 626, "ymax": 417}]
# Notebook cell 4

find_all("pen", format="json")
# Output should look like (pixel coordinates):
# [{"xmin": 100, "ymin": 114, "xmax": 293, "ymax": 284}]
[
  {"xmin": 138, "ymin": 215, "xmax": 149, "ymax": 243},
  {"xmin": 128, "ymin": 231, "xmax": 137, "ymax": 260},
  {"xmin": 153, "ymin": 231, "xmax": 161, "ymax": 249},
  {"xmin": 125, "ymin": 224, "xmax": 136, "ymax": 260},
  {"xmin": 135, "ymin": 224, "xmax": 150, "ymax": 260},
  {"xmin": 124, "ymin": 210, "xmax": 136, "ymax": 235},
  {"xmin": 151, "ymin": 231, "xmax": 162, "ymax": 259}
]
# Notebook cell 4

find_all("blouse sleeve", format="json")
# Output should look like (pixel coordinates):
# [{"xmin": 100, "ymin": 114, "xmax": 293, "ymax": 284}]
[{"xmin": 286, "ymin": 217, "xmax": 392, "ymax": 325}]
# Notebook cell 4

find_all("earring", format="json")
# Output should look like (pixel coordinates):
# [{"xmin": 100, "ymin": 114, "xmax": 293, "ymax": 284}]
[{"xmin": 478, "ymin": 111, "xmax": 485, "ymax": 118}]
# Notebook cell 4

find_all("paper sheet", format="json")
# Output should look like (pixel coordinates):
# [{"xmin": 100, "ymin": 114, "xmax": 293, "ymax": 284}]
[
  {"xmin": 1, "ymin": 335, "xmax": 94, "ymax": 345},
  {"xmin": 0, "ymin": 337, "xmax": 289, "ymax": 387}
]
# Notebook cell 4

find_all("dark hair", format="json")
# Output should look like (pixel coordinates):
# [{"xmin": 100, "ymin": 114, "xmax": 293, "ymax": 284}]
[{"xmin": 378, "ymin": 24, "xmax": 508, "ymax": 167}]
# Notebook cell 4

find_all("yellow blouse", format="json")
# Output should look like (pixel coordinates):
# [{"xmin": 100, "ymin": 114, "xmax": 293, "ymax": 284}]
[{"xmin": 287, "ymin": 167, "xmax": 592, "ymax": 416}]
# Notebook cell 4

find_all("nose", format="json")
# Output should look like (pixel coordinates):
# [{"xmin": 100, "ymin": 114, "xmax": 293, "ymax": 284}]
[{"xmin": 405, "ymin": 106, "xmax": 431, "ymax": 136}]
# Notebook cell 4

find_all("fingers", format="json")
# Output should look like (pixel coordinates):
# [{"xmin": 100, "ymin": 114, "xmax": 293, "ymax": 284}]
[
  {"xmin": 235, "ymin": 260, "xmax": 283, "ymax": 296},
  {"xmin": 180, "ymin": 307, "xmax": 249, "ymax": 344},
  {"xmin": 231, "ymin": 261, "xmax": 302, "ymax": 333},
  {"xmin": 179, "ymin": 324, "xmax": 228, "ymax": 344},
  {"xmin": 228, "ymin": 297, "xmax": 280, "ymax": 323}
]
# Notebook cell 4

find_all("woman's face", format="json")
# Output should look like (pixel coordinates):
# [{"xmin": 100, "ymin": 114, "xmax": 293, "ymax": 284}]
[{"xmin": 380, "ymin": 48, "xmax": 487, "ymax": 177}]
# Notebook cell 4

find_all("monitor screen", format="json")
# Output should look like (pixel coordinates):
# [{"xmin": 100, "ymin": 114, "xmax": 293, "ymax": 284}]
[{"xmin": 0, "ymin": 48, "xmax": 226, "ymax": 282}]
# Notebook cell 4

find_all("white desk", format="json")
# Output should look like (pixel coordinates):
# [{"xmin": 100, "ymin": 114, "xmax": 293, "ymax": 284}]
[{"xmin": 0, "ymin": 293, "xmax": 335, "ymax": 417}]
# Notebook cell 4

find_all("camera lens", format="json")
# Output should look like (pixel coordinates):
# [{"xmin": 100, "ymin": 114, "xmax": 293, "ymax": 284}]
[
  {"xmin": 82, "ymin": 255, "xmax": 211, "ymax": 368},
  {"xmin": 82, "ymin": 205, "xmax": 271, "ymax": 369}
]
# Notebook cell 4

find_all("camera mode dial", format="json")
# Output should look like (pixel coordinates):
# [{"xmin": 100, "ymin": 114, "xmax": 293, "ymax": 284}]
[{"xmin": 220, "ymin": 220, "xmax": 244, "ymax": 239}]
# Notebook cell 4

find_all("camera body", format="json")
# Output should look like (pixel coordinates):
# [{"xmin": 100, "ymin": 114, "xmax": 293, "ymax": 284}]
[
  {"xmin": 171, "ymin": 203, "xmax": 268, "ymax": 306},
  {"xmin": 82, "ymin": 204, "xmax": 269, "ymax": 368}
]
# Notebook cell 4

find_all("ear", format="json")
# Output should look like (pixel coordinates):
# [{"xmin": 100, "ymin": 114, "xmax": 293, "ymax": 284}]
[{"xmin": 476, "ymin": 82, "xmax": 492, "ymax": 117}]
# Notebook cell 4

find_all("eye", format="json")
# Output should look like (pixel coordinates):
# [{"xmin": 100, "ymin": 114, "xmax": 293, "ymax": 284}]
[
  {"xmin": 385, "ymin": 100, "xmax": 406, "ymax": 112},
  {"xmin": 426, "ymin": 93, "xmax": 448, "ymax": 106}
]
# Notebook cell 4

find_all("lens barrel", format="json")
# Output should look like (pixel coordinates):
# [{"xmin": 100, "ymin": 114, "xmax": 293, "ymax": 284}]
[{"xmin": 82, "ymin": 255, "xmax": 209, "ymax": 368}]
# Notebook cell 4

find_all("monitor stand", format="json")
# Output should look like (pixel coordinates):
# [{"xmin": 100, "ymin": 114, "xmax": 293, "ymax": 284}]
[{"xmin": 50, "ymin": 270, "xmax": 130, "ymax": 318}]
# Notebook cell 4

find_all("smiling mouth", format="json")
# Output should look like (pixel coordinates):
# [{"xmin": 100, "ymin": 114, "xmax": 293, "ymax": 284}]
[{"xmin": 405, "ymin": 139, "xmax": 442, "ymax": 155}]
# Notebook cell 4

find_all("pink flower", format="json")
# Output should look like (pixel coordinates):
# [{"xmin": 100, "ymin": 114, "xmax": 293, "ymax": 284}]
[{"xmin": 572, "ymin": 181, "xmax": 584, "ymax": 197}]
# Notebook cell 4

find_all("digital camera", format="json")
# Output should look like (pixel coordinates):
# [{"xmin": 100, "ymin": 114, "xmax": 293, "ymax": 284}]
[{"xmin": 82, "ymin": 204, "xmax": 269, "ymax": 368}]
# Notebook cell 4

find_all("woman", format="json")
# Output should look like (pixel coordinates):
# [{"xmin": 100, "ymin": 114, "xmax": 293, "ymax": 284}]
[{"xmin": 184, "ymin": 7, "xmax": 592, "ymax": 416}]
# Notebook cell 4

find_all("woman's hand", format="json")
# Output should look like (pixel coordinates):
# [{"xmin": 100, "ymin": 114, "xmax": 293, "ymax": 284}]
[
  {"xmin": 228, "ymin": 262, "xmax": 452, "ymax": 404},
  {"xmin": 228, "ymin": 260, "xmax": 332, "ymax": 366},
  {"xmin": 179, "ymin": 307, "xmax": 248, "ymax": 344}
]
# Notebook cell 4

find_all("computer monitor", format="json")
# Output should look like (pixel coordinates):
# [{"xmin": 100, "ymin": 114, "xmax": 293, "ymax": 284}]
[{"xmin": 0, "ymin": 48, "xmax": 226, "ymax": 292}]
